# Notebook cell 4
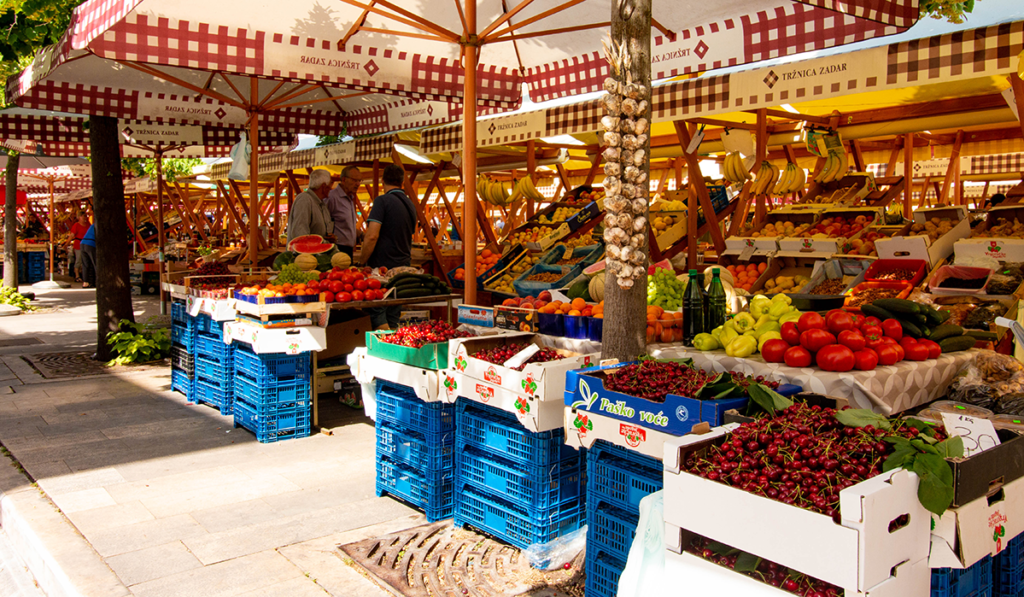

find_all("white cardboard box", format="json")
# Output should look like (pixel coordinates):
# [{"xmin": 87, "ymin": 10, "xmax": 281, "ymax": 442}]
[
  {"xmin": 954, "ymin": 238, "xmax": 1024, "ymax": 263},
  {"xmin": 446, "ymin": 373, "xmax": 564, "ymax": 432},
  {"xmin": 930, "ymin": 474, "xmax": 1024, "ymax": 569},
  {"xmin": 662, "ymin": 425, "xmax": 930, "ymax": 593},
  {"xmin": 563, "ymin": 406, "xmax": 675, "ymax": 460},
  {"xmin": 876, "ymin": 206, "xmax": 970, "ymax": 266},
  {"xmin": 223, "ymin": 320, "xmax": 327, "ymax": 355},
  {"xmin": 351, "ymin": 353, "xmax": 443, "ymax": 403}
]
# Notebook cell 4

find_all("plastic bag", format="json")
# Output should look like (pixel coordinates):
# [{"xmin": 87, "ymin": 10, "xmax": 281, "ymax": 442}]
[
  {"xmin": 228, "ymin": 133, "xmax": 251, "ymax": 181},
  {"xmin": 988, "ymin": 263, "xmax": 1024, "ymax": 294},
  {"xmin": 955, "ymin": 254, "xmax": 1000, "ymax": 271},
  {"xmin": 523, "ymin": 525, "xmax": 587, "ymax": 570},
  {"xmin": 963, "ymin": 303, "xmax": 1006, "ymax": 329},
  {"xmin": 617, "ymin": 490, "xmax": 665, "ymax": 597},
  {"xmin": 947, "ymin": 352, "xmax": 1024, "ymax": 413},
  {"xmin": 996, "ymin": 393, "xmax": 1024, "ymax": 416}
]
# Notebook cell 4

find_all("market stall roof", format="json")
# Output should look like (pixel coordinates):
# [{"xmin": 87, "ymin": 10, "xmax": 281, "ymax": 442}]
[
  {"xmin": 0, "ymin": 108, "xmax": 298, "ymax": 158},
  {"xmin": 5, "ymin": 0, "xmax": 923, "ymax": 138}
]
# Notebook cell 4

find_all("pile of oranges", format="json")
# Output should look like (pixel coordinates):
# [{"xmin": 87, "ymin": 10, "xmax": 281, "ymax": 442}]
[
  {"xmin": 646, "ymin": 305, "xmax": 683, "ymax": 344},
  {"xmin": 239, "ymin": 281, "xmax": 321, "ymax": 298},
  {"xmin": 538, "ymin": 297, "xmax": 604, "ymax": 319},
  {"xmin": 725, "ymin": 262, "xmax": 768, "ymax": 293},
  {"xmin": 454, "ymin": 249, "xmax": 501, "ymax": 282}
]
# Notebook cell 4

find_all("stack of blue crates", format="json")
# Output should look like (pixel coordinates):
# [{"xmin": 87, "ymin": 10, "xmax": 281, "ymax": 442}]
[
  {"xmin": 585, "ymin": 440, "xmax": 663, "ymax": 597},
  {"xmin": 17, "ymin": 252, "xmax": 46, "ymax": 284},
  {"xmin": 232, "ymin": 343, "xmax": 311, "ymax": 443},
  {"xmin": 192, "ymin": 314, "xmax": 234, "ymax": 415},
  {"xmin": 454, "ymin": 400, "xmax": 584, "ymax": 550},
  {"xmin": 375, "ymin": 381, "xmax": 456, "ymax": 522},
  {"xmin": 994, "ymin": 533, "xmax": 1024, "ymax": 597},
  {"xmin": 932, "ymin": 555, "xmax": 993, "ymax": 597},
  {"xmin": 169, "ymin": 301, "xmax": 194, "ymax": 400}
]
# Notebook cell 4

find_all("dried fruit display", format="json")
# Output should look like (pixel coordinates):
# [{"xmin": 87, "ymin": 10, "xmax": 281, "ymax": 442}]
[
  {"xmin": 377, "ymin": 321, "xmax": 473, "ymax": 349},
  {"xmin": 470, "ymin": 343, "xmax": 565, "ymax": 371},
  {"xmin": 975, "ymin": 218, "xmax": 1024, "ymax": 239},
  {"xmin": 909, "ymin": 217, "xmax": 955, "ymax": 241},
  {"xmin": 526, "ymin": 272, "xmax": 564, "ymax": 283}
]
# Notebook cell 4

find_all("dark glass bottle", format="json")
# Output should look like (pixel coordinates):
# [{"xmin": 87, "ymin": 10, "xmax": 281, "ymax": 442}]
[
  {"xmin": 707, "ymin": 268, "xmax": 727, "ymax": 331},
  {"xmin": 683, "ymin": 269, "xmax": 705, "ymax": 346}
]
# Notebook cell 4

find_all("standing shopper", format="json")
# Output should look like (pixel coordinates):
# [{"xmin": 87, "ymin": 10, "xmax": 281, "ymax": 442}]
[
  {"xmin": 79, "ymin": 223, "xmax": 96, "ymax": 288},
  {"xmin": 326, "ymin": 165, "xmax": 361, "ymax": 258},
  {"xmin": 357, "ymin": 164, "xmax": 417, "ymax": 330},
  {"xmin": 70, "ymin": 211, "xmax": 90, "ymax": 282},
  {"xmin": 285, "ymin": 169, "xmax": 335, "ymax": 243}
]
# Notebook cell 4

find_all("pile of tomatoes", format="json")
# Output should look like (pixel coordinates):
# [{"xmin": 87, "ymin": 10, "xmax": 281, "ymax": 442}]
[
  {"xmin": 759, "ymin": 309, "xmax": 942, "ymax": 372},
  {"xmin": 316, "ymin": 267, "xmax": 386, "ymax": 303}
]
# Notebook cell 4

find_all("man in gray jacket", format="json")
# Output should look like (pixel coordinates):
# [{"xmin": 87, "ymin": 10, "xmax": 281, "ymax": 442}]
[{"xmin": 286, "ymin": 169, "xmax": 335, "ymax": 243}]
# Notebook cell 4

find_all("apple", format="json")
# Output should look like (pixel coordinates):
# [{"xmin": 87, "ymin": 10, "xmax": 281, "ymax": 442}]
[{"xmin": 538, "ymin": 290, "xmax": 552, "ymax": 302}]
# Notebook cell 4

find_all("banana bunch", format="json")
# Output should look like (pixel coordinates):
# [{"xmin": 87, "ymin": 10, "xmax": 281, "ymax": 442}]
[
  {"xmin": 514, "ymin": 176, "xmax": 545, "ymax": 202},
  {"xmin": 771, "ymin": 163, "xmax": 806, "ymax": 196},
  {"xmin": 750, "ymin": 161, "xmax": 781, "ymax": 196},
  {"xmin": 813, "ymin": 148, "xmax": 850, "ymax": 185},
  {"xmin": 476, "ymin": 176, "xmax": 513, "ymax": 207},
  {"xmin": 722, "ymin": 152, "xmax": 751, "ymax": 184}
]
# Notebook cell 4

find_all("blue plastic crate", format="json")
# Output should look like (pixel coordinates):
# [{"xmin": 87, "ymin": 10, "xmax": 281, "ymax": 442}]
[
  {"xmin": 194, "ymin": 314, "xmax": 225, "ymax": 339},
  {"xmin": 194, "ymin": 333, "xmax": 233, "ymax": 360},
  {"xmin": 233, "ymin": 399, "xmax": 310, "ymax": 443},
  {"xmin": 376, "ymin": 382, "xmax": 455, "ymax": 435},
  {"xmin": 376, "ymin": 456, "xmax": 454, "ymax": 522},
  {"xmin": 456, "ymin": 400, "xmax": 574, "ymax": 467},
  {"xmin": 588, "ymin": 500, "xmax": 639, "ymax": 563},
  {"xmin": 994, "ymin": 533, "xmax": 1024, "ymax": 597},
  {"xmin": 456, "ymin": 445, "xmax": 582, "ymax": 510},
  {"xmin": 587, "ymin": 440, "xmax": 663, "ymax": 513},
  {"xmin": 585, "ymin": 549, "xmax": 626, "ymax": 597},
  {"xmin": 171, "ymin": 301, "xmax": 188, "ymax": 323},
  {"xmin": 195, "ymin": 356, "xmax": 232, "ymax": 384},
  {"xmin": 454, "ymin": 486, "xmax": 583, "ymax": 551},
  {"xmin": 171, "ymin": 368, "xmax": 194, "ymax": 399},
  {"xmin": 233, "ymin": 376, "xmax": 310, "ymax": 411},
  {"xmin": 376, "ymin": 421, "xmax": 455, "ymax": 473},
  {"xmin": 193, "ymin": 379, "xmax": 233, "ymax": 415},
  {"xmin": 932, "ymin": 555, "xmax": 993, "ymax": 597},
  {"xmin": 170, "ymin": 345, "xmax": 193, "ymax": 375},
  {"xmin": 234, "ymin": 345, "xmax": 311, "ymax": 384},
  {"xmin": 171, "ymin": 322, "xmax": 195, "ymax": 351}
]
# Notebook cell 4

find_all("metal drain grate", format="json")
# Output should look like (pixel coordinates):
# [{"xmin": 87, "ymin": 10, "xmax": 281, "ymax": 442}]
[
  {"xmin": 338, "ymin": 520, "xmax": 585, "ymax": 597},
  {"xmin": 0, "ymin": 338, "xmax": 43, "ymax": 347},
  {"xmin": 22, "ymin": 352, "xmax": 108, "ymax": 378}
]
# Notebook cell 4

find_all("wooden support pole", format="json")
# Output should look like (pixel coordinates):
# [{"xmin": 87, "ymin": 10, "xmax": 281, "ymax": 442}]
[
  {"xmin": 886, "ymin": 138, "xmax": 903, "ymax": 177},
  {"xmin": 939, "ymin": 130, "xmax": 964, "ymax": 206},
  {"xmin": 526, "ymin": 139, "xmax": 536, "ymax": 218},
  {"xmin": 676, "ymin": 121, "xmax": 726, "ymax": 258},
  {"xmin": 850, "ymin": 140, "xmax": 865, "ymax": 172},
  {"xmin": 903, "ymin": 133, "xmax": 914, "ymax": 217}
]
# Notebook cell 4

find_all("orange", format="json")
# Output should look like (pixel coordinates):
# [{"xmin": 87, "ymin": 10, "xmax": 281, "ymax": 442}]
[
  {"xmin": 746, "ymin": 264, "xmax": 758, "ymax": 272},
  {"xmin": 654, "ymin": 322, "xmax": 663, "ymax": 335},
  {"xmin": 482, "ymin": 249, "xmax": 493, "ymax": 258},
  {"xmin": 568, "ymin": 309, "xmax": 582, "ymax": 316},
  {"xmin": 594, "ymin": 313, "xmax": 604, "ymax": 319},
  {"xmin": 571, "ymin": 297, "xmax": 586, "ymax": 311},
  {"xmin": 660, "ymin": 329, "xmax": 673, "ymax": 343},
  {"xmin": 757, "ymin": 262, "xmax": 767, "ymax": 273}
]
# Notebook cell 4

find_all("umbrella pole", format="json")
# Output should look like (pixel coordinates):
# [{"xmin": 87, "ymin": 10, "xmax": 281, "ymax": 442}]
[
  {"xmin": 462, "ymin": 0, "xmax": 478, "ymax": 305},
  {"xmin": 156, "ymin": 152, "xmax": 167, "ymax": 315},
  {"xmin": 249, "ymin": 78, "xmax": 260, "ymax": 273},
  {"xmin": 49, "ymin": 179, "xmax": 55, "ymax": 281}
]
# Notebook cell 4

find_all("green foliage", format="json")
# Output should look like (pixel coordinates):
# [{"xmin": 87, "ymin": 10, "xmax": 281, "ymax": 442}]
[
  {"xmin": 315, "ymin": 134, "xmax": 347, "ymax": 147},
  {"xmin": 106, "ymin": 319, "xmax": 171, "ymax": 366},
  {"xmin": 921, "ymin": 0, "xmax": 979, "ymax": 24},
  {"xmin": 0, "ymin": 286, "xmax": 32, "ymax": 310},
  {"xmin": 0, "ymin": 0, "xmax": 85, "ymax": 90},
  {"xmin": 120, "ymin": 157, "xmax": 202, "ymax": 182}
]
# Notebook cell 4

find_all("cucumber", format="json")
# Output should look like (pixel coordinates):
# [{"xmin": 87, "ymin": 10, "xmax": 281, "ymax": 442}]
[
  {"xmin": 939, "ymin": 335, "xmax": 978, "ymax": 353},
  {"xmin": 387, "ymin": 273, "xmax": 434, "ymax": 288},
  {"xmin": 898, "ymin": 319, "xmax": 923, "ymax": 339},
  {"xmin": 923, "ymin": 306, "xmax": 945, "ymax": 326},
  {"xmin": 872, "ymin": 298, "xmax": 921, "ymax": 315},
  {"xmin": 935, "ymin": 309, "xmax": 951, "ymax": 324},
  {"xmin": 907, "ymin": 312, "xmax": 929, "ymax": 326},
  {"xmin": 861, "ymin": 303, "xmax": 896, "ymax": 321},
  {"xmin": 920, "ymin": 325, "xmax": 932, "ymax": 339},
  {"xmin": 395, "ymin": 287, "xmax": 436, "ymax": 298},
  {"xmin": 965, "ymin": 330, "xmax": 998, "ymax": 341},
  {"xmin": 929, "ymin": 324, "xmax": 965, "ymax": 342}
]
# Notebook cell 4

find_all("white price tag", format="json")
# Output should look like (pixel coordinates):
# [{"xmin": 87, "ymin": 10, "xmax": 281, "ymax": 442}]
[
  {"xmin": 739, "ymin": 246, "xmax": 757, "ymax": 261},
  {"xmin": 940, "ymin": 413, "xmax": 1001, "ymax": 457}
]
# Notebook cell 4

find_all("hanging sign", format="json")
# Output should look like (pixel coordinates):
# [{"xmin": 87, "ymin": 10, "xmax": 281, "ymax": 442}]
[
  {"xmin": 476, "ymin": 111, "xmax": 546, "ymax": 149},
  {"xmin": 120, "ymin": 123, "xmax": 203, "ymax": 146},
  {"xmin": 312, "ymin": 142, "xmax": 356, "ymax": 167},
  {"xmin": 386, "ymin": 101, "xmax": 450, "ymax": 129}
]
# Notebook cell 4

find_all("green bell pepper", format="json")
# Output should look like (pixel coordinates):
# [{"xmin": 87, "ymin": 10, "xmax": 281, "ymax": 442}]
[
  {"xmin": 693, "ymin": 333, "xmax": 721, "ymax": 351},
  {"xmin": 725, "ymin": 335, "xmax": 758, "ymax": 358}
]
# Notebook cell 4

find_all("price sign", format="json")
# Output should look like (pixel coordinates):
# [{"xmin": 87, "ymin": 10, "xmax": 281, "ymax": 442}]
[
  {"xmin": 739, "ymin": 246, "xmax": 757, "ymax": 261},
  {"xmin": 941, "ymin": 413, "xmax": 1001, "ymax": 457}
]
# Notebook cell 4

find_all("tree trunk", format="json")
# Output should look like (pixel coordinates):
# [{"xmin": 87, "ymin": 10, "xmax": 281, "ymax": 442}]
[
  {"xmin": 3, "ymin": 152, "xmax": 19, "ymax": 288},
  {"xmin": 90, "ymin": 116, "xmax": 134, "ymax": 360},
  {"xmin": 602, "ymin": 0, "xmax": 652, "ymax": 363}
]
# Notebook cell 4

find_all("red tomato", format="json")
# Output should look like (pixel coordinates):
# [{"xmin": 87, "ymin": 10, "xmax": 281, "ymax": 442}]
[
  {"xmin": 799, "ymin": 329, "xmax": 836, "ymax": 353},
  {"xmin": 781, "ymin": 322, "xmax": 801, "ymax": 346},
  {"xmin": 881, "ymin": 319, "xmax": 903, "ymax": 340},
  {"xmin": 323, "ymin": 291, "xmax": 335, "ymax": 303},
  {"xmin": 837, "ymin": 330, "xmax": 866, "ymax": 352},
  {"xmin": 784, "ymin": 346, "xmax": 813, "ymax": 368},
  {"xmin": 816, "ymin": 345, "xmax": 855, "ymax": 372},
  {"xmin": 905, "ymin": 343, "xmax": 929, "ymax": 361},
  {"xmin": 367, "ymin": 289, "xmax": 380, "ymax": 300},
  {"xmin": 798, "ymin": 312, "xmax": 827, "ymax": 333},
  {"xmin": 354, "ymin": 279, "xmax": 369, "ymax": 291},
  {"xmin": 344, "ymin": 284, "xmax": 354, "ymax": 292},
  {"xmin": 329, "ymin": 280, "xmax": 343, "ymax": 294},
  {"xmin": 761, "ymin": 339, "xmax": 790, "ymax": 363},
  {"xmin": 862, "ymin": 326, "xmax": 884, "ymax": 349},
  {"xmin": 368, "ymin": 279, "xmax": 382, "ymax": 290},
  {"xmin": 861, "ymin": 316, "xmax": 882, "ymax": 329},
  {"xmin": 318, "ymin": 271, "xmax": 328, "ymax": 281},
  {"xmin": 352, "ymin": 290, "xmax": 365, "ymax": 301},
  {"xmin": 340, "ymin": 273, "xmax": 354, "ymax": 285},
  {"xmin": 847, "ymin": 312, "xmax": 863, "ymax": 329},
  {"xmin": 876, "ymin": 344, "xmax": 900, "ymax": 366},
  {"xmin": 854, "ymin": 348, "xmax": 879, "ymax": 371},
  {"xmin": 337, "ymin": 291, "xmax": 352, "ymax": 303},
  {"xmin": 328, "ymin": 270, "xmax": 343, "ymax": 281},
  {"xmin": 918, "ymin": 339, "xmax": 942, "ymax": 359},
  {"xmin": 826, "ymin": 311, "xmax": 856, "ymax": 335},
  {"xmin": 899, "ymin": 336, "xmax": 918, "ymax": 350},
  {"xmin": 306, "ymin": 280, "xmax": 319, "ymax": 291},
  {"xmin": 892, "ymin": 343, "xmax": 905, "ymax": 362}
]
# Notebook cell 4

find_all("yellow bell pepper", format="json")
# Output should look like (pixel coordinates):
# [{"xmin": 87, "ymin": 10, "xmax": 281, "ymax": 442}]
[
  {"xmin": 771, "ymin": 293, "xmax": 792, "ymax": 306},
  {"xmin": 693, "ymin": 333, "xmax": 721, "ymax": 351},
  {"xmin": 711, "ymin": 326, "xmax": 723, "ymax": 342},
  {"xmin": 769, "ymin": 301, "xmax": 793, "ymax": 320},
  {"xmin": 725, "ymin": 335, "xmax": 758, "ymax": 358},
  {"xmin": 732, "ymin": 313, "xmax": 757, "ymax": 333},
  {"xmin": 750, "ymin": 298, "xmax": 771, "ymax": 320},
  {"xmin": 753, "ymin": 321, "xmax": 781, "ymax": 339},
  {"xmin": 719, "ymin": 327, "xmax": 740, "ymax": 350},
  {"xmin": 779, "ymin": 311, "xmax": 803, "ymax": 325},
  {"xmin": 758, "ymin": 331, "xmax": 783, "ymax": 352}
]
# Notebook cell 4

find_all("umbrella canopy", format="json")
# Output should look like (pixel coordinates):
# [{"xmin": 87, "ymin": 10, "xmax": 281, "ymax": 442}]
[
  {"xmin": 0, "ymin": 155, "xmax": 89, "ymax": 170},
  {"xmin": 6, "ymin": 0, "xmax": 920, "ymax": 137}
]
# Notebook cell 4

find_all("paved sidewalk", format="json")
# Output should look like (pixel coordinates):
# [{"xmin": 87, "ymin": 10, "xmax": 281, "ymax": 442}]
[{"xmin": 0, "ymin": 291, "xmax": 414, "ymax": 596}]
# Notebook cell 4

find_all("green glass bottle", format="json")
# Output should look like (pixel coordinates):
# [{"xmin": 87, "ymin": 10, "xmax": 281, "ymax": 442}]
[
  {"xmin": 683, "ymin": 269, "xmax": 705, "ymax": 346},
  {"xmin": 707, "ymin": 268, "xmax": 727, "ymax": 331}
]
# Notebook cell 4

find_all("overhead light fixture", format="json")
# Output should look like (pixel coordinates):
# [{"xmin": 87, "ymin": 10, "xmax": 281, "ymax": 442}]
[{"xmin": 780, "ymin": 104, "xmax": 800, "ymax": 114}]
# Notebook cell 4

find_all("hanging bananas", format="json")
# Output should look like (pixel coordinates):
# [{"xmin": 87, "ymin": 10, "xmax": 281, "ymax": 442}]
[
  {"xmin": 477, "ymin": 175, "xmax": 546, "ymax": 208},
  {"xmin": 813, "ymin": 148, "xmax": 850, "ymax": 185},
  {"xmin": 722, "ymin": 151, "xmax": 751, "ymax": 185},
  {"xmin": 771, "ymin": 163, "xmax": 806, "ymax": 196},
  {"xmin": 750, "ymin": 161, "xmax": 781, "ymax": 196}
]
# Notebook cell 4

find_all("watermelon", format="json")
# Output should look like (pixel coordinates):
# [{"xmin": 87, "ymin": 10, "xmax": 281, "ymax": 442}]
[
  {"xmin": 288, "ymin": 235, "xmax": 334, "ymax": 254},
  {"xmin": 272, "ymin": 251, "xmax": 296, "ymax": 271}
]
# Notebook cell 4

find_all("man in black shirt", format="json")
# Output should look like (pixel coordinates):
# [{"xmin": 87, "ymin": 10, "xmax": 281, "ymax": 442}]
[{"xmin": 357, "ymin": 164, "xmax": 417, "ymax": 329}]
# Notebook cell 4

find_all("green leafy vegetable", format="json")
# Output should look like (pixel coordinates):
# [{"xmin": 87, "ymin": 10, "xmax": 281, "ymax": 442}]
[{"xmin": 834, "ymin": 409, "xmax": 892, "ymax": 430}]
